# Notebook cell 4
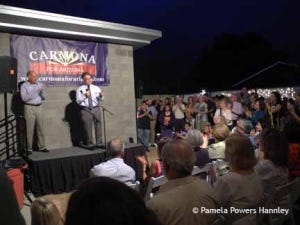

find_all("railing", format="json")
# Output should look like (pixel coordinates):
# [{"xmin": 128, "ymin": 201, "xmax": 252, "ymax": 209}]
[{"xmin": 0, "ymin": 114, "xmax": 19, "ymax": 160}]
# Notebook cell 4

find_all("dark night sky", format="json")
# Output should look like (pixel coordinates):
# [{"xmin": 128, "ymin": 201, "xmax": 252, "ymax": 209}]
[{"xmin": 1, "ymin": 0, "xmax": 300, "ymax": 93}]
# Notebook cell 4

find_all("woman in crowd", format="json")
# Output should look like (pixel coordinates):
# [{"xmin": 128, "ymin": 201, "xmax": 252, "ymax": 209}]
[
  {"xmin": 214, "ymin": 97, "xmax": 232, "ymax": 128},
  {"xmin": 245, "ymin": 99, "xmax": 266, "ymax": 127},
  {"xmin": 214, "ymin": 134, "xmax": 263, "ymax": 225},
  {"xmin": 158, "ymin": 104, "xmax": 175, "ymax": 138},
  {"xmin": 207, "ymin": 123, "xmax": 230, "ymax": 160},
  {"xmin": 185, "ymin": 129, "xmax": 210, "ymax": 167},
  {"xmin": 254, "ymin": 128, "xmax": 289, "ymax": 194},
  {"xmin": 185, "ymin": 96, "xmax": 196, "ymax": 128},
  {"xmin": 31, "ymin": 198, "xmax": 63, "ymax": 225},
  {"xmin": 195, "ymin": 95, "xmax": 208, "ymax": 130},
  {"xmin": 266, "ymin": 91, "xmax": 285, "ymax": 130}
]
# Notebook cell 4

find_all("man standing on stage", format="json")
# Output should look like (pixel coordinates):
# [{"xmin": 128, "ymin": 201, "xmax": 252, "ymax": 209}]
[
  {"xmin": 76, "ymin": 72, "xmax": 104, "ymax": 149},
  {"xmin": 20, "ymin": 70, "xmax": 48, "ymax": 153}
]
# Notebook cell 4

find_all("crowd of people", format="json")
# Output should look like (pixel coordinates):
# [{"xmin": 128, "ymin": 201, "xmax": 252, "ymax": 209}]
[
  {"xmin": 137, "ymin": 87, "xmax": 300, "ymax": 148},
  {"xmin": 6, "ymin": 82, "xmax": 300, "ymax": 225},
  {"xmin": 25, "ymin": 127, "xmax": 296, "ymax": 225}
]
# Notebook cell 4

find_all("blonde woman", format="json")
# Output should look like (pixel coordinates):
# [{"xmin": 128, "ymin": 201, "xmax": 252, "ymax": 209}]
[{"xmin": 31, "ymin": 198, "xmax": 63, "ymax": 225}]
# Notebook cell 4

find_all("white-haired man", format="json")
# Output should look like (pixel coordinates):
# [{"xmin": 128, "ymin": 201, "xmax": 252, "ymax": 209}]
[{"xmin": 90, "ymin": 138, "xmax": 136, "ymax": 185}]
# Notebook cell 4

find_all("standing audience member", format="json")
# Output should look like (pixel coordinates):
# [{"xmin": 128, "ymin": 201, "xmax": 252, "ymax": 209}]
[
  {"xmin": 214, "ymin": 134, "xmax": 263, "ymax": 225},
  {"xmin": 185, "ymin": 96, "xmax": 197, "ymax": 128},
  {"xmin": 159, "ymin": 104, "xmax": 175, "ymax": 138},
  {"xmin": 172, "ymin": 96, "xmax": 186, "ymax": 132},
  {"xmin": 65, "ymin": 177, "xmax": 162, "ymax": 225},
  {"xmin": 285, "ymin": 92, "xmax": 300, "ymax": 142},
  {"xmin": 31, "ymin": 198, "xmax": 63, "ymax": 225},
  {"xmin": 265, "ymin": 91, "xmax": 284, "ymax": 130},
  {"xmin": 229, "ymin": 93, "xmax": 244, "ymax": 127},
  {"xmin": 240, "ymin": 87, "xmax": 251, "ymax": 107},
  {"xmin": 20, "ymin": 70, "xmax": 48, "ymax": 153},
  {"xmin": 147, "ymin": 99, "xmax": 158, "ymax": 147},
  {"xmin": 76, "ymin": 72, "xmax": 104, "ymax": 149},
  {"xmin": 203, "ymin": 93, "xmax": 216, "ymax": 126},
  {"xmin": 245, "ymin": 99, "xmax": 265, "ymax": 127},
  {"xmin": 195, "ymin": 95, "xmax": 208, "ymax": 130},
  {"xmin": 214, "ymin": 98, "xmax": 232, "ymax": 128},
  {"xmin": 137, "ymin": 101, "xmax": 153, "ymax": 148},
  {"xmin": 147, "ymin": 139, "xmax": 218, "ymax": 225},
  {"xmin": 90, "ymin": 138, "xmax": 135, "ymax": 185}
]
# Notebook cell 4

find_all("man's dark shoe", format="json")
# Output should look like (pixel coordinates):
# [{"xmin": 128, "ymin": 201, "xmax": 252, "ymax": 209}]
[
  {"xmin": 96, "ymin": 144, "xmax": 105, "ymax": 148},
  {"xmin": 87, "ymin": 144, "xmax": 95, "ymax": 150},
  {"xmin": 27, "ymin": 149, "xmax": 33, "ymax": 155},
  {"xmin": 40, "ymin": 148, "xmax": 50, "ymax": 153}
]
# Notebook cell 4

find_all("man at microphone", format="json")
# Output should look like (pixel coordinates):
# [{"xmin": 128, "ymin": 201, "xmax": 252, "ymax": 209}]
[{"xmin": 76, "ymin": 72, "xmax": 104, "ymax": 149}]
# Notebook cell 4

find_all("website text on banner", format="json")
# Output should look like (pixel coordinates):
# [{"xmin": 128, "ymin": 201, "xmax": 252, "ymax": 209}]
[{"xmin": 10, "ymin": 35, "xmax": 109, "ymax": 87}]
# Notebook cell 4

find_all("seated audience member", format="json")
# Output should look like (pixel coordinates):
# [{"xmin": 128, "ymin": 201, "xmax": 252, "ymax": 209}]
[
  {"xmin": 207, "ymin": 123, "xmax": 230, "ymax": 160},
  {"xmin": 254, "ymin": 128, "xmax": 289, "ymax": 194},
  {"xmin": 0, "ymin": 167, "xmax": 25, "ymax": 225},
  {"xmin": 147, "ymin": 139, "xmax": 218, "ymax": 225},
  {"xmin": 200, "ymin": 121, "xmax": 215, "ymax": 145},
  {"xmin": 185, "ymin": 129, "xmax": 210, "ymax": 167},
  {"xmin": 175, "ymin": 122, "xmax": 191, "ymax": 139},
  {"xmin": 41, "ymin": 192, "xmax": 72, "ymax": 224},
  {"xmin": 136, "ymin": 137, "xmax": 171, "ymax": 197},
  {"xmin": 90, "ymin": 138, "xmax": 135, "ymax": 184},
  {"xmin": 137, "ymin": 137, "xmax": 172, "ymax": 182},
  {"xmin": 65, "ymin": 177, "xmax": 162, "ymax": 225},
  {"xmin": 235, "ymin": 118, "xmax": 256, "ymax": 147},
  {"xmin": 31, "ymin": 197, "xmax": 63, "ymax": 225},
  {"xmin": 214, "ymin": 134, "xmax": 263, "ymax": 225}
]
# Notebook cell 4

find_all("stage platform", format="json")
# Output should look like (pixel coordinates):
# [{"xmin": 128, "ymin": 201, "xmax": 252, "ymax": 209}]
[{"xmin": 27, "ymin": 143, "xmax": 145, "ymax": 196}]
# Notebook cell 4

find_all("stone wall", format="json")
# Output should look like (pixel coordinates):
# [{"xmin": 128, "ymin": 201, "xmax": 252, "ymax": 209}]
[{"xmin": 0, "ymin": 33, "xmax": 137, "ymax": 153}]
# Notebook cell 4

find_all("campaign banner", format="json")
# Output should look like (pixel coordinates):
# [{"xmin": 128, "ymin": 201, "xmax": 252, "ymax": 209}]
[{"xmin": 10, "ymin": 35, "xmax": 109, "ymax": 86}]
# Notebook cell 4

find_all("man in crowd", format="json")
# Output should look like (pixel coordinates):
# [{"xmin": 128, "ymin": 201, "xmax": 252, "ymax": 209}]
[
  {"xmin": 90, "ymin": 138, "xmax": 136, "ymax": 185},
  {"xmin": 147, "ymin": 139, "xmax": 218, "ymax": 225},
  {"xmin": 137, "ymin": 100, "xmax": 153, "ymax": 149},
  {"xmin": 20, "ymin": 70, "xmax": 48, "ymax": 153},
  {"xmin": 147, "ymin": 99, "xmax": 158, "ymax": 147},
  {"xmin": 172, "ymin": 96, "xmax": 186, "ymax": 132},
  {"xmin": 76, "ymin": 72, "xmax": 104, "ymax": 149}
]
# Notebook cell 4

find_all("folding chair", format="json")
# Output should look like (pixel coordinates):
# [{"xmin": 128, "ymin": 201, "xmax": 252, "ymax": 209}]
[
  {"xmin": 144, "ymin": 175, "xmax": 168, "ymax": 202},
  {"xmin": 192, "ymin": 163, "xmax": 213, "ymax": 183},
  {"xmin": 257, "ymin": 177, "xmax": 300, "ymax": 225},
  {"xmin": 128, "ymin": 180, "xmax": 140, "ymax": 192}
]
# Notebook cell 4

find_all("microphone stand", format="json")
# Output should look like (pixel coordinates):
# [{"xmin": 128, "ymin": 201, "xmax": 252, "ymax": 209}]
[{"xmin": 98, "ymin": 105, "xmax": 113, "ymax": 149}]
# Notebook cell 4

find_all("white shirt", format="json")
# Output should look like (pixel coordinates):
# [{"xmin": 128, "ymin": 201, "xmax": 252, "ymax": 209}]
[
  {"xmin": 172, "ymin": 104, "xmax": 186, "ymax": 119},
  {"xmin": 76, "ymin": 84, "xmax": 104, "ymax": 108},
  {"xmin": 214, "ymin": 108, "xmax": 232, "ymax": 126},
  {"xmin": 231, "ymin": 101, "xmax": 244, "ymax": 120},
  {"xmin": 90, "ymin": 158, "xmax": 136, "ymax": 185}
]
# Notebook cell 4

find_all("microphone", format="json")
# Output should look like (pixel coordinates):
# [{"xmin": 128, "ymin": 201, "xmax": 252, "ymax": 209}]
[{"xmin": 87, "ymin": 85, "xmax": 90, "ymax": 91}]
